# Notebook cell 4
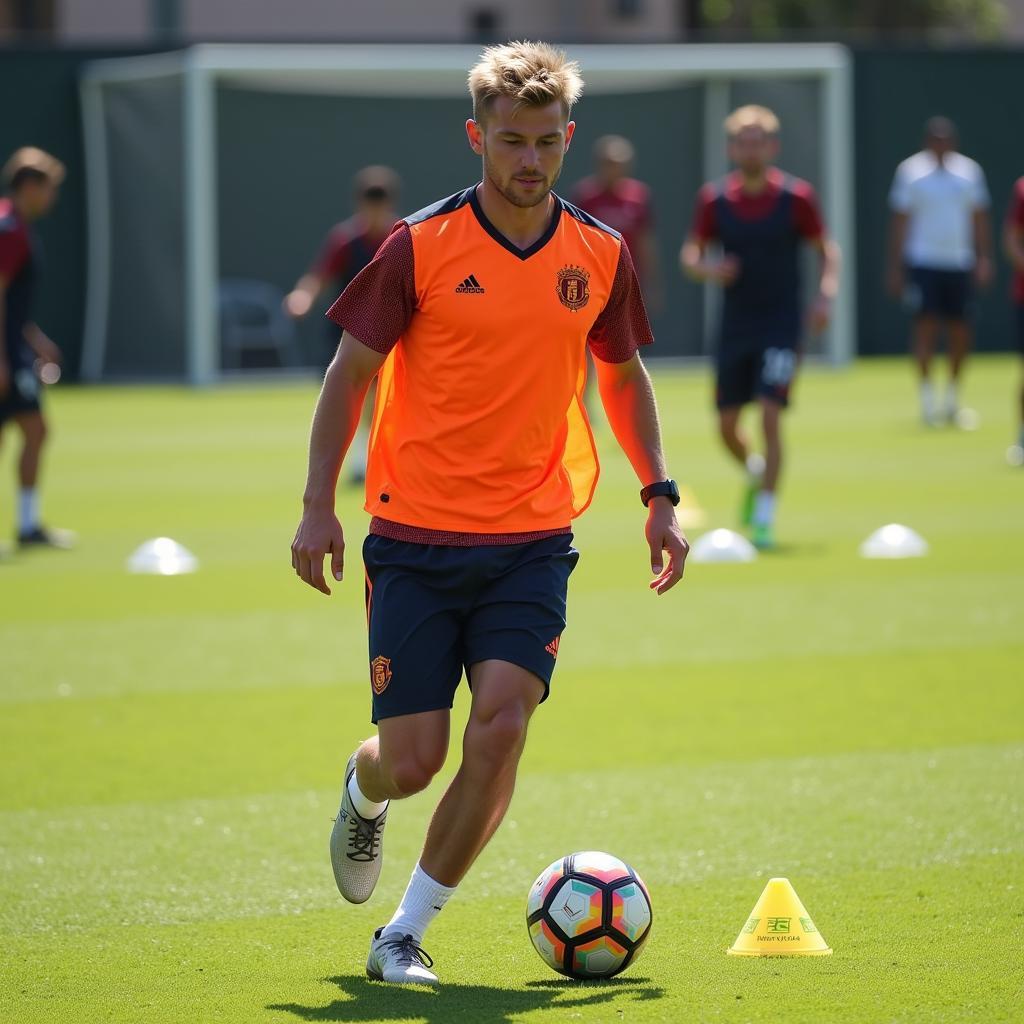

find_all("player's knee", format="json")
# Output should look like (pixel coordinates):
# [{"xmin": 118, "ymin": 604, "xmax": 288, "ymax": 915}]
[
  {"xmin": 468, "ymin": 704, "xmax": 529, "ymax": 767},
  {"xmin": 388, "ymin": 755, "xmax": 441, "ymax": 797}
]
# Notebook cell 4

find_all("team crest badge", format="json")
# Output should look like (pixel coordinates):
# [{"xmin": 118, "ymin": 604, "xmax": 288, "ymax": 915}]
[
  {"xmin": 370, "ymin": 656, "xmax": 392, "ymax": 695},
  {"xmin": 556, "ymin": 265, "xmax": 590, "ymax": 311}
]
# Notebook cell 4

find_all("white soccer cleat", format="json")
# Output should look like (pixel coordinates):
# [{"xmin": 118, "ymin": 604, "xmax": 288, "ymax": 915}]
[{"xmin": 365, "ymin": 928, "xmax": 439, "ymax": 986}]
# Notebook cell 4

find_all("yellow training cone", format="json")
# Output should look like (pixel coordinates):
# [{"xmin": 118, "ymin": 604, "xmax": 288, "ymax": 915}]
[
  {"xmin": 676, "ymin": 485, "xmax": 706, "ymax": 529},
  {"xmin": 727, "ymin": 877, "xmax": 832, "ymax": 957}
]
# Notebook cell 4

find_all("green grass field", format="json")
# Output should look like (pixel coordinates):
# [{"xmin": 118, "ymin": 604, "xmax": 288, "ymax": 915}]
[{"xmin": 1, "ymin": 358, "xmax": 1022, "ymax": 1023}]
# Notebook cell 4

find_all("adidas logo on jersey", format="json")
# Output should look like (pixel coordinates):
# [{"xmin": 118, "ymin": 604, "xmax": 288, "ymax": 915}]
[{"xmin": 455, "ymin": 274, "xmax": 485, "ymax": 294}]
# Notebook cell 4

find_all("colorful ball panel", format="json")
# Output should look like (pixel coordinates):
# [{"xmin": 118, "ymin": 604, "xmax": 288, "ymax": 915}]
[
  {"xmin": 571, "ymin": 850, "xmax": 631, "ymax": 885},
  {"xmin": 547, "ymin": 877, "xmax": 604, "ymax": 939},
  {"xmin": 572, "ymin": 935, "xmax": 629, "ymax": 977},
  {"xmin": 527, "ymin": 858, "xmax": 565, "ymax": 918},
  {"xmin": 611, "ymin": 881, "xmax": 652, "ymax": 943},
  {"xmin": 528, "ymin": 918, "xmax": 566, "ymax": 972}
]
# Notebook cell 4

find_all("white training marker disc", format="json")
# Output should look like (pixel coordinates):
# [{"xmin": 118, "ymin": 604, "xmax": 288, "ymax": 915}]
[
  {"xmin": 690, "ymin": 528, "xmax": 758, "ymax": 564},
  {"xmin": 859, "ymin": 523, "xmax": 929, "ymax": 559},
  {"xmin": 127, "ymin": 537, "xmax": 199, "ymax": 575}
]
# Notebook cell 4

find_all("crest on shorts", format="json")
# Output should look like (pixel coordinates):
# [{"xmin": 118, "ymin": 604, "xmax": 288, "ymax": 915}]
[
  {"xmin": 370, "ymin": 655, "xmax": 392, "ymax": 695},
  {"xmin": 556, "ymin": 265, "xmax": 590, "ymax": 311}
]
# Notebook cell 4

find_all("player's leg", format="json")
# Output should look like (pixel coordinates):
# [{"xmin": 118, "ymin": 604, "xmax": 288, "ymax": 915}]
[
  {"xmin": 912, "ymin": 314, "xmax": 940, "ymax": 425},
  {"xmin": 331, "ymin": 536, "xmax": 462, "ymax": 907},
  {"xmin": 751, "ymin": 346, "xmax": 798, "ymax": 549},
  {"xmin": 1010, "ymin": 306, "xmax": 1024, "ymax": 464},
  {"xmin": 365, "ymin": 663, "xmax": 541, "ymax": 986},
  {"xmin": 366, "ymin": 535, "xmax": 577, "ymax": 984},
  {"xmin": 907, "ymin": 267, "xmax": 944, "ymax": 425},
  {"xmin": 941, "ymin": 270, "xmax": 974, "ymax": 422},
  {"xmin": 12, "ymin": 408, "xmax": 69, "ymax": 547},
  {"xmin": 717, "ymin": 346, "xmax": 763, "ymax": 525}
]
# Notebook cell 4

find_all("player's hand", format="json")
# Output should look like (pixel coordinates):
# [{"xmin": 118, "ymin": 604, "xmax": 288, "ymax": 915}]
[
  {"xmin": 645, "ymin": 499, "xmax": 689, "ymax": 596},
  {"xmin": 709, "ymin": 255, "xmax": 740, "ymax": 286},
  {"xmin": 974, "ymin": 255, "xmax": 994, "ymax": 289},
  {"xmin": 886, "ymin": 265, "xmax": 904, "ymax": 299},
  {"xmin": 807, "ymin": 294, "xmax": 832, "ymax": 334},
  {"xmin": 284, "ymin": 290, "xmax": 313, "ymax": 318},
  {"xmin": 291, "ymin": 504, "xmax": 346, "ymax": 595}
]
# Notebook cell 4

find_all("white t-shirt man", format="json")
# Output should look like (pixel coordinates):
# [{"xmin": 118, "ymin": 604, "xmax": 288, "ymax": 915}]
[{"xmin": 889, "ymin": 150, "xmax": 990, "ymax": 271}]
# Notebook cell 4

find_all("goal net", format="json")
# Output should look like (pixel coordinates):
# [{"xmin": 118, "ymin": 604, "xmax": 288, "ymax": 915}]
[{"xmin": 80, "ymin": 43, "xmax": 853, "ymax": 384}]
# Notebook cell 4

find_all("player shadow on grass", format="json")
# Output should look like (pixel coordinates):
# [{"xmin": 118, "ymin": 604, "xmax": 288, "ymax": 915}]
[{"xmin": 269, "ymin": 972, "xmax": 664, "ymax": 1024}]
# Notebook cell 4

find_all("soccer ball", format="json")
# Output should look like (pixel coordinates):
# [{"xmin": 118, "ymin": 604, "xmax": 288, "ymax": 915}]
[{"xmin": 526, "ymin": 851, "xmax": 652, "ymax": 979}]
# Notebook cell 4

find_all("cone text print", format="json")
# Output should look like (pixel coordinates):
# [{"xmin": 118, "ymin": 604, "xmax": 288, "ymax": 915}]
[{"xmin": 727, "ymin": 877, "xmax": 832, "ymax": 957}]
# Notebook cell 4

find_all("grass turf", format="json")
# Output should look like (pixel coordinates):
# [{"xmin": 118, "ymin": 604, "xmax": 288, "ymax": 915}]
[{"xmin": 1, "ymin": 357, "xmax": 1022, "ymax": 1023}]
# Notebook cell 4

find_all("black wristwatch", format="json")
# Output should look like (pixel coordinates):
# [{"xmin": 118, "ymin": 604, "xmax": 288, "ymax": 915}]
[{"xmin": 640, "ymin": 479, "xmax": 680, "ymax": 507}]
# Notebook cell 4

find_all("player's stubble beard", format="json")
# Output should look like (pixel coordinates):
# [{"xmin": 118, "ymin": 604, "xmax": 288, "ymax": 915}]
[{"xmin": 483, "ymin": 148, "xmax": 562, "ymax": 210}]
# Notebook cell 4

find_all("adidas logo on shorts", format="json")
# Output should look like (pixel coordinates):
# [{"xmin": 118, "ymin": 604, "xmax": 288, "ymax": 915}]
[{"xmin": 455, "ymin": 273, "xmax": 485, "ymax": 294}]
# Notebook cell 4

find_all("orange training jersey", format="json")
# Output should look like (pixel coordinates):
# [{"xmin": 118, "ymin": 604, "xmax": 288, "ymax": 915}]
[{"xmin": 327, "ymin": 185, "xmax": 653, "ymax": 540}]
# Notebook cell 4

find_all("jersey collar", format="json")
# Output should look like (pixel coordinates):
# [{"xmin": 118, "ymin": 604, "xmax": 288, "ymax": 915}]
[{"xmin": 469, "ymin": 184, "xmax": 562, "ymax": 261}]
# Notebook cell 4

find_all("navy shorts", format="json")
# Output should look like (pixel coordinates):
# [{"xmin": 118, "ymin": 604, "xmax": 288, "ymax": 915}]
[
  {"xmin": 716, "ymin": 342, "xmax": 800, "ymax": 410},
  {"xmin": 362, "ymin": 532, "xmax": 580, "ymax": 724},
  {"xmin": 905, "ymin": 266, "xmax": 972, "ymax": 320},
  {"xmin": 0, "ymin": 365, "xmax": 42, "ymax": 425}
]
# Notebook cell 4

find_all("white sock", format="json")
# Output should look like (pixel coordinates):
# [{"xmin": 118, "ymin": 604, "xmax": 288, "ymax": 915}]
[
  {"xmin": 753, "ymin": 490, "xmax": 776, "ymax": 528},
  {"xmin": 920, "ymin": 380, "xmax": 935, "ymax": 420},
  {"xmin": 347, "ymin": 771, "xmax": 388, "ymax": 820},
  {"xmin": 945, "ymin": 382, "xmax": 958, "ymax": 414},
  {"xmin": 745, "ymin": 452, "xmax": 765, "ymax": 481},
  {"xmin": 1019, "ymin": 425, "xmax": 1024, "ymax": 449},
  {"xmin": 382, "ymin": 862, "xmax": 456, "ymax": 942},
  {"xmin": 18, "ymin": 488, "xmax": 39, "ymax": 533}
]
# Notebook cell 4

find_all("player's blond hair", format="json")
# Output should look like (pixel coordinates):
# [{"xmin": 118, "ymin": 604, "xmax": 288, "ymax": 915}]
[
  {"xmin": 724, "ymin": 105, "xmax": 780, "ymax": 138},
  {"xmin": 468, "ymin": 41, "xmax": 583, "ymax": 122},
  {"xmin": 3, "ymin": 147, "xmax": 66, "ymax": 190}
]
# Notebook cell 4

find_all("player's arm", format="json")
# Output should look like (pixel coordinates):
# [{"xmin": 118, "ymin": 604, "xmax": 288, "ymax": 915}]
[
  {"xmin": 680, "ymin": 187, "xmax": 739, "ymax": 286},
  {"xmin": 291, "ymin": 333, "xmax": 385, "ymax": 595},
  {"xmin": 885, "ymin": 211, "xmax": 909, "ymax": 298},
  {"xmin": 973, "ymin": 207, "xmax": 995, "ymax": 288},
  {"xmin": 23, "ymin": 321, "xmax": 62, "ymax": 363},
  {"xmin": 805, "ymin": 235, "xmax": 841, "ymax": 334},
  {"xmin": 284, "ymin": 271, "xmax": 326, "ymax": 318},
  {"xmin": 593, "ymin": 352, "xmax": 688, "ymax": 595},
  {"xmin": 1004, "ymin": 215, "xmax": 1024, "ymax": 273}
]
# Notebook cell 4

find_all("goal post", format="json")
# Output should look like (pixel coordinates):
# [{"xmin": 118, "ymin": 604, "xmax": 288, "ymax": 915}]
[{"xmin": 80, "ymin": 42, "xmax": 854, "ymax": 385}]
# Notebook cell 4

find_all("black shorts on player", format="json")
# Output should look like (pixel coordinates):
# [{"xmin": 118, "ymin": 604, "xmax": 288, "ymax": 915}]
[
  {"xmin": 716, "ymin": 337, "xmax": 799, "ymax": 410},
  {"xmin": 362, "ymin": 533, "xmax": 579, "ymax": 724},
  {"xmin": 905, "ymin": 266, "xmax": 973, "ymax": 320},
  {"xmin": 0, "ymin": 363, "xmax": 42, "ymax": 425}
]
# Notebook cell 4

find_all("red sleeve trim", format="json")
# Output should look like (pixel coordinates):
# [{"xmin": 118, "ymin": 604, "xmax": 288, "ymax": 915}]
[
  {"xmin": 312, "ymin": 225, "xmax": 351, "ymax": 279},
  {"xmin": 325, "ymin": 224, "xmax": 415, "ymax": 355},
  {"xmin": 587, "ymin": 242, "xmax": 654, "ymax": 364},
  {"xmin": 791, "ymin": 180, "xmax": 825, "ymax": 239},
  {"xmin": 0, "ymin": 226, "xmax": 29, "ymax": 280},
  {"xmin": 1010, "ymin": 179, "xmax": 1024, "ymax": 229}
]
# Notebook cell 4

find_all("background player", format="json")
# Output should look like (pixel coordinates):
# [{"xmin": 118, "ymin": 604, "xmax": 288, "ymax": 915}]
[
  {"xmin": 570, "ymin": 135, "xmax": 661, "ymax": 307},
  {"xmin": 285, "ymin": 166, "xmax": 400, "ymax": 481},
  {"xmin": 0, "ymin": 147, "xmax": 71, "ymax": 549},
  {"xmin": 680, "ymin": 105, "xmax": 839, "ymax": 550},
  {"xmin": 886, "ymin": 117, "xmax": 993, "ymax": 426},
  {"xmin": 1004, "ymin": 173, "xmax": 1024, "ymax": 464},
  {"xmin": 290, "ymin": 41, "xmax": 688, "ymax": 986}
]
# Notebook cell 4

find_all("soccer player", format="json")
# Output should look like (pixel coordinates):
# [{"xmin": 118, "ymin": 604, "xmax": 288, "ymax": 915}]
[
  {"xmin": 886, "ymin": 117, "xmax": 994, "ymax": 426},
  {"xmin": 1004, "ymin": 174, "xmax": 1024, "ymax": 464},
  {"xmin": 680, "ymin": 105, "xmax": 839, "ymax": 551},
  {"xmin": 570, "ymin": 135, "xmax": 660, "ymax": 304},
  {"xmin": 0, "ymin": 147, "xmax": 71, "ymax": 549},
  {"xmin": 290, "ymin": 41, "xmax": 688, "ymax": 986},
  {"xmin": 285, "ymin": 166, "xmax": 400, "ymax": 482}
]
